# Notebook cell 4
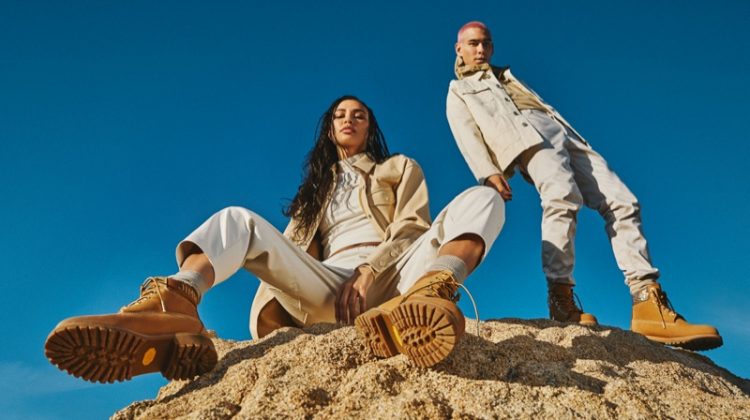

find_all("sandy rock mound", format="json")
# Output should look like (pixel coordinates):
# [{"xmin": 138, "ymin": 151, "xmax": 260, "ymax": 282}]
[{"xmin": 113, "ymin": 319, "xmax": 749, "ymax": 419}]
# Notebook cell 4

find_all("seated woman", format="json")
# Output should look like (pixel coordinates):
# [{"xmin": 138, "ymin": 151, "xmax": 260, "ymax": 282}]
[{"xmin": 44, "ymin": 95, "xmax": 505, "ymax": 383}]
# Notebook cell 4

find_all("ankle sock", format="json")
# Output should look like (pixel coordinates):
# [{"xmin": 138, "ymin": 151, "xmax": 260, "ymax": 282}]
[
  {"xmin": 170, "ymin": 270, "xmax": 210, "ymax": 296},
  {"xmin": 426, "ymin": 255, "xmax": 468, "ymax": 283}
]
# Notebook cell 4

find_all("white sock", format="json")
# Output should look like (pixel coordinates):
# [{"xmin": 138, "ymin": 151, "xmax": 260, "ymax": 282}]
[
  {"xmin": 170, "ymin": 270, "xmax": 210, "ymax": 296},
  {"xmin": 426, "ymin": 255, "xmax": 468, "ymax": 283}
]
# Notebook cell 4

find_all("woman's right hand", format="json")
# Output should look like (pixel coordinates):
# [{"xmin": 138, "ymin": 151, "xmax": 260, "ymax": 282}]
[{"xmin": 335, "ymin": 265, "xmax": 375, "ymax": 324}]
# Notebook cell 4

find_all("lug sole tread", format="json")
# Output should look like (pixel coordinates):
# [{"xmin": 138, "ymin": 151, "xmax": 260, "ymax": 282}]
[
  {"xmin": 355, "ymin": 301, "xmax": 463, "ymax": 368},
  {"xmin": 642, "ymin": 334, "xmax": 723, "ymax": 351},
  {"xmin": 45, "ymin": 325, "xmax": 217, "ymax": 383}
]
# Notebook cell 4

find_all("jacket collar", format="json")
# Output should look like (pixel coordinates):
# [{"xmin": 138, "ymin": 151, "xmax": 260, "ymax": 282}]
[
  {"xmin": 330, "ymin": 152, "xmax": 376, "ymax": 174},
  {"xmin": 455, "ymin": 59, "xmax": 491, "ymax": 80},
  {"xmin": 493, "ymin": 65, "xmax": 511, "ymax": 80},
  {"xmin": 457, "ymin": 62, "xmax": 511, "ymax": 83},
  {"xmin": 351, "ymin": 153, "xmax": 376, "ymax": 173}
]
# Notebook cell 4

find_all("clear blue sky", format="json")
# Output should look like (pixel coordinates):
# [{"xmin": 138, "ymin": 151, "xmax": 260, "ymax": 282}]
[{"xmin": 2, "ymin": 1, "xmax": 748, "ymax": 418}]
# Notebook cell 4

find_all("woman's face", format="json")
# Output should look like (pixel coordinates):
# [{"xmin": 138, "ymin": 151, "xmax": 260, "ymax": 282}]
[{"xmin": 331, "ymin": 99, "xmax": 370, "ymax": 157}]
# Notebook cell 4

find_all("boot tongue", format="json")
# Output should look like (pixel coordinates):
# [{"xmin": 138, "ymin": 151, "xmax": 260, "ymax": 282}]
[
  {"xmin": 657, "ymin": 290, "xmax": 683, "ymax": 322},
  {"xmin": 550, "ymin": 290, "xmax": 582, "ymax": 315},
  {"xmin": 120, "ymin": 277, "xmax": 200, "ymax": 314},
  {"xmin": 432, "ymin": 277, "xmax": 460, "ymax": 302},
  {"xmin": 435, "ymin": 284, "xmax": 460, "ymax": 302}
]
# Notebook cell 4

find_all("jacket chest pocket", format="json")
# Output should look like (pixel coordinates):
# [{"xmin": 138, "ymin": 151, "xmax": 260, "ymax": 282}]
[
  {"xmin": 460, "ymin": 86, "xmax": 501, "ymax": 115},
  {"xmin": 370, "ymin": 188, "xmax": 395, "ymax": 220}
]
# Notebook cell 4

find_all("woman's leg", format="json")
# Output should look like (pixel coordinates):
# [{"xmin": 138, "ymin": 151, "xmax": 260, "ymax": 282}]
[
  {"xmin": 45, "ymin": 206, "xmax": 348, "ymax": 383},
  {"xmin": 393, "ymin": 186, "xmax": 504, "ymax": 293},
  {"xmin": 176, "ymin": 206, "xmax": 352, "ymax": 330},
  {"xmin": 356, "ymin": 186, "xmax": 505, "ymax": 367}
]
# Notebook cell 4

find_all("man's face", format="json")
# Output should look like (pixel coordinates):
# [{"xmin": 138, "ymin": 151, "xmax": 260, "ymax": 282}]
[{"xmin": 455, "ymin": 27, "xmax": 493, "ymax": 66}]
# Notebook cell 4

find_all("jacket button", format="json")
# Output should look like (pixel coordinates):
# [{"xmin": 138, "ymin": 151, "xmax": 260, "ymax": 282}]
[
  {"xmin": 522, "ymin": 122, "xmax": 529, "ymax": 127},
  {"xmin": 504, "ymin": 97, "xmax": 511, "ymax": 102},
  {"xmin": 513, "ymin": 111, "xmax": 520, "ymax": 115},
  {"xmin": 390, "ymin": 251, "xmax": 398, "ymax": 257},
  {"xmin": 496, "ymin": 84, "xmax": 501, "ymax": 88},
  {"xmin": 379, "ymin": 261, "xmax": 386, "ymax": 267}
]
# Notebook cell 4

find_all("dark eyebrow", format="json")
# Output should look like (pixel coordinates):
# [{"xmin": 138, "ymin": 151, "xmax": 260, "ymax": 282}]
[{"xmin": 334, "ymin": 108, "xmax": 368, "ymax": 114}]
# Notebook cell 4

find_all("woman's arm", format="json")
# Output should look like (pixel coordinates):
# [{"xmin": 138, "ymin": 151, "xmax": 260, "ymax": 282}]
[{"xmin": 335, "ymin": 157, "xmax": 431, "ymax": 323}]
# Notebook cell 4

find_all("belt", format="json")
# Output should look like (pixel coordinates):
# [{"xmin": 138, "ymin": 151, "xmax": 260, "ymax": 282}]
[{"xmin": 328, "ymin": 242, "xmax": 381, "ymax": 258}]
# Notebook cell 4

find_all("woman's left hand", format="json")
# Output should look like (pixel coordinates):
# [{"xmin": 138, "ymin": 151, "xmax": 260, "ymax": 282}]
[{"xmin": 335, "ymin": 265, "xmax": 375, "ymax": 324}]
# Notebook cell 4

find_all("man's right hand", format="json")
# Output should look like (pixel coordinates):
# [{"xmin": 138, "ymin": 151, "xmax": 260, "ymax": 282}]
[{"xmin": 485, "ymin": 174, "xmax": 512, "ymax": 201}]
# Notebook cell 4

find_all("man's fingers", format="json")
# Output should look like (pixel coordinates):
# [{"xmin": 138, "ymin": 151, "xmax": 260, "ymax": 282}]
[
  {"xmin": 500, "ymin": 177, "xmax": 512, "ymax": 191},
  {"xmin": 502, "ymin": 190, "xmax": 512, "ymax": 201}
]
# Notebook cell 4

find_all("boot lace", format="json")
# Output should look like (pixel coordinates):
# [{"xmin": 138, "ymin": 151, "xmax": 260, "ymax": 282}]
[
  {"xmin": 653, "ymin": 288, "xmax": 680, "ymax": 329},
  {"xmin": 123, "ymin": 277, "xmax": 167, "ymax": 312},
  {"xmin": 548, "ymin": 287, "xmax": 585, "ymax": 318},
  {"xmin": 402, "ymin": 272, "xmax": 482, "ymax": 337}
]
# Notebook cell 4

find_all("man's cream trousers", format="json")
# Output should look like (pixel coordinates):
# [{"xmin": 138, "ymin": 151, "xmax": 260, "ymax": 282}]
[
  {"xmin": 176, "ymin": 186, "xmax": 504, "ymax": 332},
  {"xmin": 518, "ymin": 109, "xmax": 659, "ymax": 288}
]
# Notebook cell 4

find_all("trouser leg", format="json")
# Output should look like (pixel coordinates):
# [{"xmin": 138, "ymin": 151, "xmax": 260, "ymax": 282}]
[
  {"xmin": 390, "ymin": 186, "xmax": 505, "ymax": 293},
  {"xmin": 176, "ymin": 206, "xmax": 349, "ymax": 326},
  {"xmin": 519, "ymin": 110, "xmax": 583, "ymax": 285},
  {"xmin": 562, "ymin": 127, "xmax": 660, "ymax": 291},
  {"xmin": 354, "ymin": 187, "xmax": 504, "ymax": 367}
]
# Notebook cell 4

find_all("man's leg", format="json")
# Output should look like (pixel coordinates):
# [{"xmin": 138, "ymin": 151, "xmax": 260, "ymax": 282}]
[
  {"xmin": 562, "ymin": 130, "xmax": 721, "ymax": 350},
  {"xmin": 356, "ymin": 186, "xmax": 504, "ymax": 367},
  {"xmin": 518, "ymin": 110, "xmax": 597, "ymax": 325},
  {"xmin": 561, "ymin": 130, "xmax": 659, "ymax": 292}
]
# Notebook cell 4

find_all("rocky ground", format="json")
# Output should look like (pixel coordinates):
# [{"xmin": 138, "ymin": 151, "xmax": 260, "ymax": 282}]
[{"xmin": 113, "ymin": 319, "xmax": 750, "ymax": 419}]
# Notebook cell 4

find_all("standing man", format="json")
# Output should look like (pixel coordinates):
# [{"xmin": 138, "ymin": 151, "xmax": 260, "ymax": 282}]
[{"xmin": 445, "ymin": 21, "xmax": 721, "ymax": 351}]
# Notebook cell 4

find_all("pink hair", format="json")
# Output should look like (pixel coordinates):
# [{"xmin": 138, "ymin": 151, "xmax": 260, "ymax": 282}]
[{"xmin": 457, "ymin": 21, "xmax": 491, "ymax": 41}]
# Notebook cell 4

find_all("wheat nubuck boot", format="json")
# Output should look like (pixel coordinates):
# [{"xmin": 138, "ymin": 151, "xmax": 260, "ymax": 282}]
[
  {"xmin": 548, "ymin": 283, "xmax": 598, "ymax": 326},
  {"xmin": 631, "ymin": 284, "xmax": 722, "ymax": 351},
  {"xmin": 355, "ymin": 270, "xmax": 465, "ymax": 368},
  {"xmin": 44, "ymin": 277, "xmax": 217, "ymax": 383}
]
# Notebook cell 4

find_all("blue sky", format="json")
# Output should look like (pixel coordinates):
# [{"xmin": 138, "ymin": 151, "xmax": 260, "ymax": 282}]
[{"xmin": 1, "ymin": 1, "xmax": 749, "ymax": 418}]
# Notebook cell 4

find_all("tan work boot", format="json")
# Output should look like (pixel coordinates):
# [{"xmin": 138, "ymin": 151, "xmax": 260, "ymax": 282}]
[
  {"xmin": 355, "ymin": 270, "xmax": 465, "ymax": 368},
  {"xmin": 548, "ymin": 283, "xmax": 598, "ymax": 326},
  {"xmin": 631, "ymin": 284, "xmax": 722, "ymax": 351},
  {"xmin": 44, "ymin": 277, "xmax": 217, "ymax": 383}
]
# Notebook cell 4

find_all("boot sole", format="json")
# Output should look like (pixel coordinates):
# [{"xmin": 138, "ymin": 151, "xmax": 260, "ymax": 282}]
[
  {"xmin": 355, "ymin": 301, "xmax": 463, "ymax": 368},
  {"xmin": 643, "ymin": 334, "xmax": 723, "ymax": 351},
  {"xmin": 44, "ymin": 325, "xmax": 217, "ymax": 383},
  {"xmin": 550, "ymin": 316, "xmax": 599, "ymax": 326}
]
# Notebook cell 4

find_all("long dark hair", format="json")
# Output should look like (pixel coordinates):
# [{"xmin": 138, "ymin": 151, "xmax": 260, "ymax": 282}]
[{"xmin": 284, "ymin": 95, "xmax": 391, "ymax": 241}]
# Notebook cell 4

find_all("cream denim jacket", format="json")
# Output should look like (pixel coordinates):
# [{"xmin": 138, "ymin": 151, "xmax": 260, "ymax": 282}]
[
  {"xmin": 249, "ymin": 153, "xmax": 431, "ymax": 338},
  {"xmin": 446, "ymin": 67, "xmax": 586, "ymax": 183}
]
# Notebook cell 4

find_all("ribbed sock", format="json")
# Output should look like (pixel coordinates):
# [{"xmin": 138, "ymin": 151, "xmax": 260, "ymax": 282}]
[
  {"xmin": 170, "ymin": 270, "xmax": 210, "ymax": 296},
  {"xmin": 426, "ymin": 255, "xmax": 468, "ymax": 283}
]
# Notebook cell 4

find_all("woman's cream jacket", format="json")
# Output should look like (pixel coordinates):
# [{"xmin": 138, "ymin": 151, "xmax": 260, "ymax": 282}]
[{"xmin": 249, "ymin": 153, "xmax": 431, "ymax": 338}]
